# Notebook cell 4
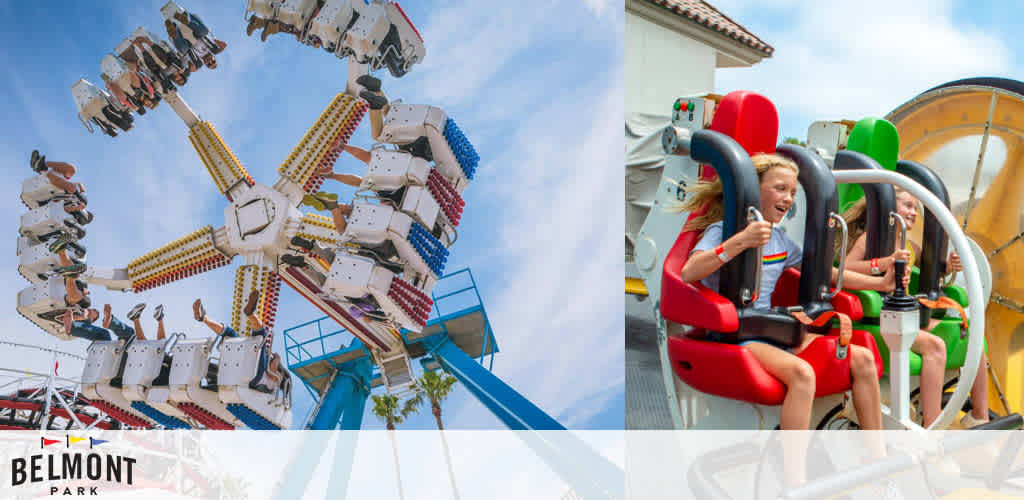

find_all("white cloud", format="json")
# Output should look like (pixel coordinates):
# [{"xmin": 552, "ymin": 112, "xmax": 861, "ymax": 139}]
[
  {"xmin": 715, "ymin": 0, "xmax": 1014, "ymax": 138},
  {"xmin": 479, "ymin": 64, "xmax": 624, "ymax": 426}
]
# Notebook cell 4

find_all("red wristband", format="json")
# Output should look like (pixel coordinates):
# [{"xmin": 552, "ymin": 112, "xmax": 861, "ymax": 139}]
[
  {"xmin": 870, "ymin": 258, "xmax": 880, "ymax": 275},
  {"xmin": 714, "ymin": 244, "xmax": 729, "ymax": 262}
]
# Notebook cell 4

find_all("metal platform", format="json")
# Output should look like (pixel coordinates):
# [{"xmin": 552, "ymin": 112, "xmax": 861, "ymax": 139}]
[
  {"xmin": 625, "ymin": 295, "xmax": 673, "ymax": 430},
  {"xmin": 284, "ymin": 268, "xmax": 497, "ymax": 400}
]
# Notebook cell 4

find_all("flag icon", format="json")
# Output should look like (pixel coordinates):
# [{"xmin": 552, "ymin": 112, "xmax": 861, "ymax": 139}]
[
  {"xmin": 41, "ymin": 437, "xmax": 60, "ymax": 448},
  {"xmin": 68, "ymin": 436, "xmax": 88, "ymax": 446},
  {"xmin": 90, "ymin": 438, "xmax": 108, "ymax": 448}
]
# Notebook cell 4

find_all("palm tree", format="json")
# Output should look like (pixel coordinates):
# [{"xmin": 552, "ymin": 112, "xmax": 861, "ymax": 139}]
[
  {"xmin": 371, "ymin": 392, "xmax": 422, "ymax": 500},
  {"xmin": 416, "ymin": 371, "xmax": 460, "ymax": 500}
]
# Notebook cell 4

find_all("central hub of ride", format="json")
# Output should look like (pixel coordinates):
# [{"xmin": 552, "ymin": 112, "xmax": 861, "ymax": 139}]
[{"xmin": 223, "ymin": 183, "xmax": 300, "ymax": 258}]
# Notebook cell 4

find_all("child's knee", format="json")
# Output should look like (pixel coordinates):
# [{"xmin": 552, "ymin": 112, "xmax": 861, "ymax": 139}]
[
  {"xmin": 850, "ymin": 346, "xmax": 877, "ymax": 375},
  {"xmin": 920, "ymin": 332, "xmax": 947, "ymax": 360},
  {"xmin": 785, "ymin": 360, "xmax": 816, "ymax": 394}
]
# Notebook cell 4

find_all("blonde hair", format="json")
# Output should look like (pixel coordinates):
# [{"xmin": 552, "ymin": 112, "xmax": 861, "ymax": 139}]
[
  {"xmin": 838, "ymin": 186, "xmax": 915, "ymax": 255},
  {"xmin": 839, "ymin": 197, "xmax": 868, "ymax": 256},
  {"xmin": 678, "ymin": 153, "xmax": 799, "ymax": 234}
]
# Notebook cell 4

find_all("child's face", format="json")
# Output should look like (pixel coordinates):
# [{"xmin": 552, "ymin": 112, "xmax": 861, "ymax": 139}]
[
  {"xmin": 896, "ymin": 191, "xmax": 917, "ymax": 228},
  {"xmin": 759, "ymin": 166, "xmax": 798, "ymax": 223}
]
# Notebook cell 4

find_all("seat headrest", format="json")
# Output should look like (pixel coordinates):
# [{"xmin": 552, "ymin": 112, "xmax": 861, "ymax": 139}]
[
  {"xmin": 846, "ymin": 117, "xmax": 899, "ymax": 171},
  {"xmin": 709, "ymin": 91, "xmax": 779, "ymax": 157},
  {"xmin": 839, "ymin": 117, "xmax": 901, "ymax": 210}
]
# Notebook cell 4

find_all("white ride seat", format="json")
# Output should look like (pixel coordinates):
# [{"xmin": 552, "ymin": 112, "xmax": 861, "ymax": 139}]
[
  {"xmin": 342, "ymin": 201, "xmax": 445, "ymax": 279},
  {"xmin": 380, "ymin": 2, "xmax": 425, "ymax": 76},
  {"xmin": 277, "ymin": 0, "xmax": 318, "ymax": 33},
  {"xmin": 217, "ymin": 336, "xmax": 292, "ymax": 429},
  {"xmin": 81, "ymin": 339, "xmax": 157, "ymax": 428},
  {"xmin": 361, "ymin": 148, "xmax": 465, "ymax": 230},
  {"xmin": 246, "ymin": 0, "xmax": 280, "ymax": 22},
  {"xmin": 378, "ymin": 103, "xmax": 478, "ymax": 187},
  {"xmin": 71, "ymin": 79, "xmax": 126, "ymax": 135},
  {"xmin": 101, "ymin": 54, "xmax": 140, "ymax": 99},
  {"xmin": 341, "ymin": 0, "xmax": 388, "ymax": 64},
  {"xmin": 16, "ymin": 276, "xmax": 75, "ymax": 340},
  {"xmin": 19, "ymin": 202, "xmax": 78, "ymax": 241},
  {"xmin": 168, "ymin": 337, "xmax": 242, "ymax": 429},
  {"xmin": 126, "ymin": 27, "xmax": 183, "ymax": 75},
  {"xmin": 362, "ymin": 149, "xmax": 430, "ymax": 191},
  {"xmin": 21, "ymin": 173, "xmax": 69, "ymax": 208},
  {"xmin": 309, "ymin": 0, "xmax": 355, "ymax": 51},
  {"xmin": 18, "ymin": 236, "xmax": 78, "ymax": 284},
  {"xmin": 324, "ymin": 252, "xmax": 435, "ymax": 331},
  {"xmin": 121, "ymin": 335, "xmax": 193, "ymax": 429},
  {"xmin": 159, "ymin": 1, "xmax": 185, "ymax": 20}
]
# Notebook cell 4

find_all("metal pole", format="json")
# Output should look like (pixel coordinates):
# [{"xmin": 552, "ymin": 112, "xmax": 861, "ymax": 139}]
[{"xmin": 832, "ymin": 169, "xmax": 985, "ymax": 429}]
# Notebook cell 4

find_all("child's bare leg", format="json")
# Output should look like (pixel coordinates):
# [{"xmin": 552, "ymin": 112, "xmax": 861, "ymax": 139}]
[
  {"xmin": 369, "ymin": 105, "xmax": 389, "ymax": 140},
  {"xmin": 157, "ymin": 318, "xmax": 166, "ymax": 340},
  {"xmin": 970, "ymin": 352, "xmax": 991, "ymax": 420},
  {"xmin": 246, "ymin": 313, "xmax": 264, "ymax": 332},
  {"xmin": 329, "ymin": 173, "xmax": 362, "ymax": 188},
  {"xmin": 45, "ymin": 161, "xmax": 76, "ymax": 178},
  {"xmin": 266, "ymin": 353, "xmax": 282, "ymax": 382},
  {"xmin": 133, "ymin": 317, "xmax": 145, "ymax": 340},
  {"xmin": 63, "ymin": 310, "xmax": 75, "ymax": 335},
  {"xmin": 342, "ymin": 144, "xmax": 372, "ymax": 165},
  {"xmin": 64, "ymin": 278, "xmax": 83, "ymax": 305},
  {"xmin": 102, "ymin": 304, "xmax": 112, "ymax": 329},
  {"xmin": 57, "ymin": 250, "xmax": 72, "ymax": 267},
  {"xmin": 202, "ymin": 318, "xmax": 227, "ymax": 335},
  {"xmin": 46, "ymin": 172, "xmax": 77, "ymax": 193},
  {"xmin": 849, "ymin": 345, "xmax": 882, "ymax": 430},
  {"xmin": 745, "ymin": 342, "xmax": 815, "ymax": 430},
  {"xmin": 912, "ymin": 331, "xmax": 947, "ymax": 427},
  {"xmin": 330, "ymin": 204, "xmax": 352, "ymax": 234}
]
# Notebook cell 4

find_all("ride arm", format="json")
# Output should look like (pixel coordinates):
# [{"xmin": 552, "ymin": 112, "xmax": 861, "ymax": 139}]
[{"xmin": 83, "ymin": 225, "xmax": 235, "ymax": 293}]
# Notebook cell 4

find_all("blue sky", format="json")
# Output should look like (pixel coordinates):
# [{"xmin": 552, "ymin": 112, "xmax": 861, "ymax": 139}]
[
  {"xmin": 711, "ymin": 0, "xmax": 1024, "ymax": 143},
  {"xmin": 0, "ymin": 1, "xmax": 623, "ymax": 430}
]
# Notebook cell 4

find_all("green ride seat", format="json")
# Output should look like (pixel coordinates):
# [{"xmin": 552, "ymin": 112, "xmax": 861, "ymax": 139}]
[{"xmin": 848, "ymin": 267, "xmax": 983, "ymax": 376}]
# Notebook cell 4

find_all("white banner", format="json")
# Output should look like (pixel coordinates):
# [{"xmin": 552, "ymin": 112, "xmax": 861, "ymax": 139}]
[{"xmin": 0, "ymin": 430, "xmax": 623, "ymax": 499}]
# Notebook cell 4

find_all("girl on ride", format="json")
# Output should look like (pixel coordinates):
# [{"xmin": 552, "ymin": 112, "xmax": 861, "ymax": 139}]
[
  {"xmin": 680, "ymin": 153, "xmax": 903, "ymax": 430},
  {"xmin": 841, "ymin": 188, "xmax": 991, "ymax": 428}
]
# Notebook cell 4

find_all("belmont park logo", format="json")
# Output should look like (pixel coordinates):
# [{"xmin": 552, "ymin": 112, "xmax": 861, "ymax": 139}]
[{"xmin": 10, "ymin": 435, "xmax": 136, "ymax": 496}]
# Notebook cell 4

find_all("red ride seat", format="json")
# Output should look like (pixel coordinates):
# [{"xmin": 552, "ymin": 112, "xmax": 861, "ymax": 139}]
[{"xmin": 661, "ymin": 205, "xmax": 883, "ymax": 406}]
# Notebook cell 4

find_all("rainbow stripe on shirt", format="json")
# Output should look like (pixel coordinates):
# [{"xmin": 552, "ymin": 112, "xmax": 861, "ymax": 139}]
[{"xmin": 763, "ymin": 251, "xmax": 787, "ymax": 265}]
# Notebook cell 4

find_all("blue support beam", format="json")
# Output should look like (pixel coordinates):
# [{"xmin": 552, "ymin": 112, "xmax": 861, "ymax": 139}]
[
  {"xmin": 427, "ymin": 336, "xmax": 563, "ymax": 430},
  {"xmin": 309, "ymin": 356, "xmax": 372, "ymax": 430},
  {"xmin": 426, "ymin": 336, "xmax": 623, "ymax": 500},
  {"xmin": 339, "ymin": 362, "xmax": 370, "ymax": 430}
]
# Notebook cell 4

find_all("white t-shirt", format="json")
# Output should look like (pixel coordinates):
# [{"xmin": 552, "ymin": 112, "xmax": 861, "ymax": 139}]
[{"xmin": 691, "ymin": 221, "xmax": 803, "ymax": 310}]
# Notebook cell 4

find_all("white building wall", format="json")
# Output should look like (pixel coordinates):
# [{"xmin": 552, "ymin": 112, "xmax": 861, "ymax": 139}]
[{"xmin": 625, "ymin": 12, "xmax": 716, "ymax": 116}]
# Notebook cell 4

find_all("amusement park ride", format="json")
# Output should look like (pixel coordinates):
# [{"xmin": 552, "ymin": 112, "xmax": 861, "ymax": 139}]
[
  {"xmin": 9, "ymin": 0, "xmax": 566, "ymax": 435},
  {"xmin": 10, "ymin": 3, "xmax": 625, "ymax": 496},
  {"xmin": 627, "ymin": 78, "xmax": 1024, "ymax": 432}
]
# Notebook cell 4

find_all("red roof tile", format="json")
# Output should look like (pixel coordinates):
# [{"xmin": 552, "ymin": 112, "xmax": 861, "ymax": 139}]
[{"xmin": 645, "ymin": 0, "xmax": 774, "ymax": 55}]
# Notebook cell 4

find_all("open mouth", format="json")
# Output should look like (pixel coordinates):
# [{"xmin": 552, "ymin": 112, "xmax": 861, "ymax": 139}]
[{"xmin": 775, "ymin": 205, "xmax": 789, "ymax": 218}]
